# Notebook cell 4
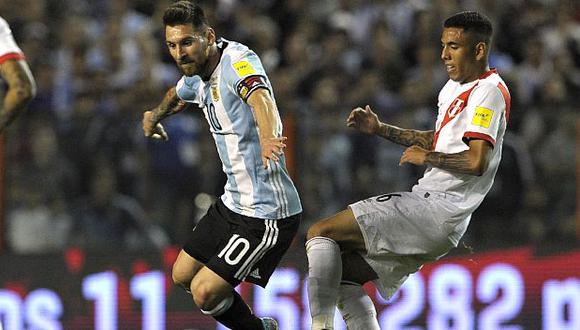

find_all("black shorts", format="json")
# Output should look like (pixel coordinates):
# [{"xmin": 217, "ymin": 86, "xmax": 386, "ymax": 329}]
[{"xmin": 183, "ymin": 199, "xmax": 301, "ymax": 287}]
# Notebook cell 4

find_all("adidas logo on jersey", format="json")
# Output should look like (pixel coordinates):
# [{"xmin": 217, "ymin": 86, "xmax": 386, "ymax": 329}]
[{"xmin": 249, "ymin": 268, "xmax": 261, "ymax": 279}]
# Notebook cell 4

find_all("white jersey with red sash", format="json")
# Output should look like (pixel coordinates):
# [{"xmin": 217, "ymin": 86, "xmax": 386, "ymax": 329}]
[{"xmin": 415, "ymin": 69, "xmax": 511, "ymax": 216}]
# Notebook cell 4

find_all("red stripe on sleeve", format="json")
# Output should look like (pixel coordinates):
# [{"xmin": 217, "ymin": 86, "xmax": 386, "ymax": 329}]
[
  {"xmin": 497, "ymin": 82, "xmax": 511, "ymax": 123},
  {"xmin": 0, "ymin": 52, "xmax": 25, "ymax": 64},
  {"xmin": 463, "ymin": 131, "xmax": 496, "ymax": 146}
]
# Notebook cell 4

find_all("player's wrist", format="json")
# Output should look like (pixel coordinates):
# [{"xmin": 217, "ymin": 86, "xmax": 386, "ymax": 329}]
[
  {"xmin": 258, "ymin": 131, "xmax": 276, "ymax": 140},
  {"xmin": 376, "ymin": 122, "xmax": 387, "ymax": 136},
  {"xmin": 148, "ymin": 109, "xmax": 164, "ymax": 124},
  {"xmin": 424, "ymin": 151, "xmax": 442, "ymax": 166}
]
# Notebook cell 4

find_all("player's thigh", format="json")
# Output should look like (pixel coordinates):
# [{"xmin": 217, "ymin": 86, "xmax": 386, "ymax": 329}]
[
  {"xmin": 172, "ymin": 249, "xmax": 205, "ymax": 287},
  {"xmin": 307, "ymin": 208, "xmax": 365, "ymax": 251}
]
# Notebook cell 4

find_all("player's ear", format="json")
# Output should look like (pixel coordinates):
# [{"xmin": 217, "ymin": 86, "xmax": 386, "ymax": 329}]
[
  {"xmin": 475, "ymin": 41, "xmax": 487, "ymax": 61},
  {"xmin": 206, "ymin": 27, "xmax": 216, "ymax": 46}
]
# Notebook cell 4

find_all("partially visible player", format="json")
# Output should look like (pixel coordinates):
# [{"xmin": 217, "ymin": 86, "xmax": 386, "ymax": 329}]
[
  {"xmin": 0, "ymin": 16, "xmax": 36, "ymax": 133},
  {"xmin": 142, "ymin": 1, "xmax": 301, "ymax": 329},
  {"xmin": 306, "ymin": 11, "xmax": 510, "ymax": 329}
]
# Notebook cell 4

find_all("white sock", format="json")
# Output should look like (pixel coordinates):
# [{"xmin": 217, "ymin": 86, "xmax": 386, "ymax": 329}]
[
  {"xmin": 306, "ymin": 237, "xmax": 342, "ymax": 330},
  {"xmin": 337, "ymin": 284, "xmax": 380, "ymax": 330}
]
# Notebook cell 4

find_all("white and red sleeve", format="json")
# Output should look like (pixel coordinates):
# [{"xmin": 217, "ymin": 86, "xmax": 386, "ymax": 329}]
[
  {"xmin": 462, "ymin": 83, "xmax": 506, "ymax": 147},
  {"xmin": 0, "ymin": 17, "xmax": 24, "ymax": 64}
]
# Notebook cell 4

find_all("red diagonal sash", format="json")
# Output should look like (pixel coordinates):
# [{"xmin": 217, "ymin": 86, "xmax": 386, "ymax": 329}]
[{"xmin": 433, "ymin": 83, "xmax": 479, "ymax": 149}]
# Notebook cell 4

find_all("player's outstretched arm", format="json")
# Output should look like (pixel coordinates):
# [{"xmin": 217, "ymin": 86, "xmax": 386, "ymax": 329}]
[
  {"xmin": 143, "ymin": 87, "xmax": 190, "ymax": 141},
  {"xmin": 0, "ymin": 59, "xmax": 36, "ymax": 133},
  {"xmin": 247, "ymin": 88, "xmax": 287, "ymax": 169},
  {"xmin": 346, "ymin": 105, "xmax": 434, "ymax": 149},
  {"xmin": 400, "ymin": 139, "xmax": 492, "ymax": 176}
]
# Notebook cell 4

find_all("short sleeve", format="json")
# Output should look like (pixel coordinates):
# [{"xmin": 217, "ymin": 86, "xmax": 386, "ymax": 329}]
[
  {"xmin": 462, "ymin": 83, "xmax": 506, "ymax": 147},
  {"xmin": 176, "ymin": 75, "xmax": 204, "ymax": 106},
  {"xmin": 0, "ymin": 17, "xmax": 24, "ymax": 63},
  {"xmin": 228, "ymin": 51, "xmax": 270, "ymax": 102}
]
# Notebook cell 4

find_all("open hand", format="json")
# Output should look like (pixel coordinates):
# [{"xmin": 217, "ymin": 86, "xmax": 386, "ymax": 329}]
[
  {"xmin": 261, "ymin": 136, "xmax": 287, "ymax": 169},
  {"xmin": 399, "ymin": 145, "xmax": 429, "ymax": 166}
]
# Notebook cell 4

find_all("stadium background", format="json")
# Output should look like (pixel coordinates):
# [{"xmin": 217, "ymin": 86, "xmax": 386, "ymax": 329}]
[{"xmin": 0, "ymin": 0, "xmax": 578, "ymax": 329}]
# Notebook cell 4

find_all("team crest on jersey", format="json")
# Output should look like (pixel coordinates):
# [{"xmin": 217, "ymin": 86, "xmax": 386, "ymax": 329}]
[
  {"xmin": 209, "ymin": 76, "xmax": 220, "ymax": 101},
  {"xmin": 233, "ymin": 61, "xmax": 256, "ymax": 76},
  {"xmin": 211, "ymin": 84, "xmax": 220, "ymax": 102},
  {"xmin": 472, "ymin": 106, "xmax": 494, "ymax": 128},
  {"xmin": 448, "ymin": 99, "xmax": 465, "ymax": 117}
]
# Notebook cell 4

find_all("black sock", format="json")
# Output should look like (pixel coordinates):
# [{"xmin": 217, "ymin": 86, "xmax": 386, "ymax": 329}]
[{"xmin": 213, "ymin": 290, "xmax": 263, "ymax": 330}]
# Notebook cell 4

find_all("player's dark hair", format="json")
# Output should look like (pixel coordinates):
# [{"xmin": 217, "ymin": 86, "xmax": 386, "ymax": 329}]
[
  {"xmin": 444, "ymin": 11, "xmax": 493, "ymax": 46},
  {"xmin": 163, "ymin": 1, "xmax": 208, "ymax": 30}
]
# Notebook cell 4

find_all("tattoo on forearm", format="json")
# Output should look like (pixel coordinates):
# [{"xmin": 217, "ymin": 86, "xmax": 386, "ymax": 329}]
[
  {"xmin": 151, "ymin": 88, "xmax": 188, "ymax": 122},
  {"xmin": 377, "ymin": 124, "xmax": 434, "ymax": 149},
  {"xmin": 425, "ymin": 151, "xmax": 475, "ymax": 174}
]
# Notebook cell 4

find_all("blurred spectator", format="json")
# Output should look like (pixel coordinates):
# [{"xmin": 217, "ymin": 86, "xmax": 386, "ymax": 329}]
[
  {"xmin": 69, "ymin": 156, "xmax": 167, "ymax": 250},
  {"xmin": 146, "ymin": 113, "xmax": 204, "ymax": 244},
  {"xmin": 6, "ymin": 118, "xmax": 74, "ymax": 253}
]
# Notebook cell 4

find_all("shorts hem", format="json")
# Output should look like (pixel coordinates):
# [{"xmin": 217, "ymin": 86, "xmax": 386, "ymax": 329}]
[
  {"xmin": 348, "ymin": 203, "xmax": 372, "ymax": 256},
  {"xmin": 182, "ymin": 246, "xmax": 209, "ymax": 265},
  {"xmin": 183, "ymin": 243, "xmax": 273, "ymax": 287},
  {"xmin": 244, "ymin": 276, "xmax": 268, "ymax": 288}
]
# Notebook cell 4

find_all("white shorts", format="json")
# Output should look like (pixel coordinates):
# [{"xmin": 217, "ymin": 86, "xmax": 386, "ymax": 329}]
[{"xmin": 349, "ymin": 189, "xmax": 470, "ymax": 299}]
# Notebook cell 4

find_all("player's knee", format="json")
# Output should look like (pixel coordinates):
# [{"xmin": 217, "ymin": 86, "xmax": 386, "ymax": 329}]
[
  {"xmin": 191, "ymin": 285, "xmax": 211, "ymax": 309},
  {"xmin": 190, "ymin": 281, "xmax": 220, "ymax": 310}
]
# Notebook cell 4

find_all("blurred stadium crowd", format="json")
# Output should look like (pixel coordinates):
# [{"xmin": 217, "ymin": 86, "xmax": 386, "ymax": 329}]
[{"xmin": 1, "ymin": 0, "xmax": 577, "ymax": 253}]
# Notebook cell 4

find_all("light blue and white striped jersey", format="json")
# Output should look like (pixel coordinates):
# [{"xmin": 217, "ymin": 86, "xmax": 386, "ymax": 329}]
[{"xmin": 175, "ymin": 38, "xmax": 302, "ymax": 220}]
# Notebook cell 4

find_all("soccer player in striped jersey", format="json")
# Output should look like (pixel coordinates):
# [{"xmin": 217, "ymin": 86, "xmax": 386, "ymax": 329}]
[
  {"xmin": 142, "ymin": 2, "xmax": 301, "ymax": 329},
  {"xmin": 0, "ymin": 16, "xmax": 36, "ymax": 133},
  {"xmin": 306, "ymin": 11, "xmax": 510, "ymax": 329}
]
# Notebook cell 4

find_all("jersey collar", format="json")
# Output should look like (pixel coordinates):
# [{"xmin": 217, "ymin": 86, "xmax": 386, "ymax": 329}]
[{"xmin": 479, "ymin": 68, "xmax": 497, "ymax": 79}]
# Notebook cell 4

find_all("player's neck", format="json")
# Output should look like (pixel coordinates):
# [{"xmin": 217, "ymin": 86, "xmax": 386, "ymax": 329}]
[
  {"xmin": 201, "ymin": 45, "xmax": 220, "ymax": 81},
  {"xmin": 462, "ymin": 65, "xmax": 490, "ymax": 84}
]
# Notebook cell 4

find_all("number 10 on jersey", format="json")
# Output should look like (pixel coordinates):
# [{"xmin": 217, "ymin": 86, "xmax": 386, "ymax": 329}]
[{"xmin": 206, "ymin": 102, "xmax": 222, "ymax": 131}]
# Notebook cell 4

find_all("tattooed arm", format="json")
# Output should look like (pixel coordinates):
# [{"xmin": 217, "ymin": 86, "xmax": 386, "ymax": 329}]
[
  {"xmin": 346, "ymin": 105, "xmax": 434, "ymax": 150},
  {"xmin": 400, "ymin": 139, "xmax": 492, "ymax": 176},
  {"xmin": 142, "ymin": 87, "xmax": 191, "ymax": 140},
  {"xmin": 347, "ymin": 105, "xmax": 492, "ymax": 175},
  {"xmin": 376, "ymin": 123, "xmax": 434, "ymax": 150},
  {"xmin": 0, "ymin": 59, "xmax": 36, "ymax": 133}
]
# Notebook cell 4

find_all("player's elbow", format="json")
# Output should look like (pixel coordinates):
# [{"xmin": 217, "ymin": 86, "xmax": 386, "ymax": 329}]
[
  {"xmin": 466, "ymin": 144, "xmax": 491, "ymax": 176},
  {"xmin": 469, "ymin": 158, "xmax": 487, "ymax": 176},
  {"xmin": 13, "ymin": 81, "xmax": 36, "ymax": 105}
]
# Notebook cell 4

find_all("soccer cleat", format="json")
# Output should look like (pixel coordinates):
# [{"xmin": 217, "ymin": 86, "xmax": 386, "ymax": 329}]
[{"xmin": 260, "ymin": 317, "xmax": 279, "ymax": 330}]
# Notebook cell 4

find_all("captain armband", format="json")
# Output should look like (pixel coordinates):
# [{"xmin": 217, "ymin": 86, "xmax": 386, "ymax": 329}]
[{"xmin": 236, "ymin": 75, "xmax": 269, "ymax": 102}]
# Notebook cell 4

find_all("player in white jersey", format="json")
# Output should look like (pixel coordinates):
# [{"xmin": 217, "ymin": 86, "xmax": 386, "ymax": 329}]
[
  {"xmin": 306, "ymin": 11, "xmax": 510, "ymax": 330},
  {"xmin": 142, "ymin": 2, "xmax": 300, "ymax": 329},
  {"xmin": 0, "ymin": 16, "xmax": 36, "ymax": 133}
]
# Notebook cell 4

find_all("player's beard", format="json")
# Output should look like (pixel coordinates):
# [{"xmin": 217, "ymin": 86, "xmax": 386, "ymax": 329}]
[
  {"xmin": 178, "ymin": 53, "xmax": 208, "ymax": 77},
  {"xmin": 179, "ymin": 61, "xmax": 202, "ymax": 77}
]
